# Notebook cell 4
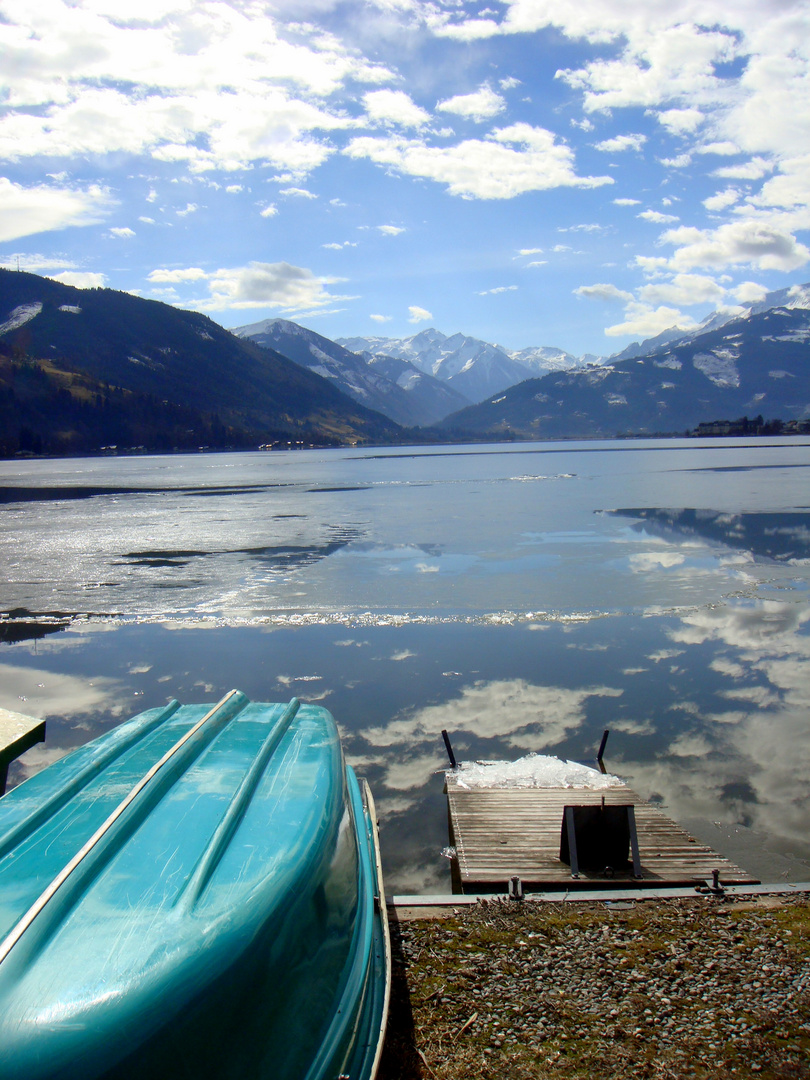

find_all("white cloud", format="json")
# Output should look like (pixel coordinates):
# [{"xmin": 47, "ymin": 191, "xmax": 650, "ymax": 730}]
[
  {"xmin": 594, "ymin": 133, "xmax": 646, "ymax": 153},
  {"xmin": 696, "ymin": 142, "xmax": 740, "ymax": 157},
  {"xmin": 344, "ymin": 123, "xmax": 613, "ymax": 199},
  {"xmin": 638, "ymin": 272, "xmax": 726, "ymax": 307},
  {"xmin": 370, "ymin": 313, "xmax": 391, "ymax": 322},
  {"xmin": 225, "ymin": 184, "xmax": 243, "ymax": 194},
  {"xmin": 377, "ymin": 225, "xmax": 405, "ymax": 236},
  {"xmin": 605, "ymin": 302, "xmax": 697, "ymax": 338},
  {"xmin": 436, "ymin": 84, "xmax": 506, "ymax": 122},
  {"xmin": 559, "ymin": 223, "xmax": 606, "ymax": 234},
  {"xmin": 499, "ymin": 77, "xmax": 520, "ymax": 90},
  {"xmin": 662, "ymin": 219, "xmax": 810, "ymax": 272},
  {"xmin": 408, "ymin": 305, "xmax": 432, "ymax": 323},
  {"xmin": 613, "ymin": 197, "xmax": 641, "ymax": 206},
  {"xmin": 659, "ymin": 153, "xmax": 692, "ymax": 168},
  {"xmin": 556, "ymin": 22, "xmax": 738, "ymax": 113},
  {"xmin": 479, "ymin": 284, "xmax": 518, "ymax": 295},
  {"xmin": 517, "ymin": 247, "xmax": 544, "ymax": 255},
  {"xmin": 260, "ymin": 205, "xmax": 278, "ymax": 218},
  {"xmin": 703, "ymin": 188, "xmax": 741, "ymax": 212},
  {"xmin": 50, "ymin": 270, "xmax": 106, "ymax": 287},
  {"xmin": 363, "ymin": 89, "xmax": 431, "ymax": 129},
  {"xmin": 175, "ymin": 203, "xmax": 198, "ymax": 217},
  {"xmin": 0, "ymin": 178, "xmax": 113, "ymax": 242},
  {"xmin": 279, "ymin": 187, "xmax": 317, "ymax": 198},
  {"xmin": 638, "ymin": 209, "xmax": 679, "ymax": 224},
  {"xmin": 634, "ymin": 255, "xmax": 670, "ymax": 273},
  {"xmin": 207, "ymin": 262, "xmax": 349, "ymax": 311},
  {"xmin": 752, "ymin": 155, "xmax": 810, "ymax": 209},
  {"xmin": 159, "ymin": 261, "xmax": 350, "ymax": 312},
  {"xmin": 732, "ymin": 280, "xmax": 767, "ymax": 304},
  {"xmin": 0, "ymin": 2, "xmax": 391, "ymax": 176},
  {"xmin": 574, "ymin": 283, "xmax": 633, "ymax": 302},
  {"xmin": 108, "ymin": 226, "xmax": 135, "ymax": 238},
  {"xmin": 656, "ymin": 108, "xmax": 703, "ymax": 134},
  {"xmin": 147, "ymin": 267, "xmax": 208, "ymax": 283},
  {"xmin": 713, "ymin": 157, "xmax": 773, "ymax": 180}
]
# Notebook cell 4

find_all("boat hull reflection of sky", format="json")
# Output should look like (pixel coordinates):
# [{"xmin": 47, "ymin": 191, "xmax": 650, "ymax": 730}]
[{"xmin": 1, "ymin": 439, "xmax": 809, "ymax": 892}]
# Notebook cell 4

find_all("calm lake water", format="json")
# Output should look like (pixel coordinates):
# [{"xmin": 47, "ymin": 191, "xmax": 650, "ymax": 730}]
[{"xmin": 2, "ymin": 439, "xmax": 809, "ymax": 891}]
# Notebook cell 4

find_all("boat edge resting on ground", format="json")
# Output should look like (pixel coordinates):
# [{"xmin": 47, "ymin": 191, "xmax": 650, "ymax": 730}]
[{"xmin": 0, "ymin": 691, "xmax": 391, "ymax": 1080}]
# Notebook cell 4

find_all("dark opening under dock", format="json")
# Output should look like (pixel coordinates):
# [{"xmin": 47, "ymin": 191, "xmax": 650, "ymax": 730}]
[{"xmin": 446, "ymin": 775, "xmax": 759, "ymax": 892}]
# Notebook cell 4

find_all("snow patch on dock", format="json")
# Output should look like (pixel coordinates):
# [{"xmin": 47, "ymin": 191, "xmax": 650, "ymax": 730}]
[{"xmin": 450, "ymin": 753, "xmax": 623, "ymax": 790}]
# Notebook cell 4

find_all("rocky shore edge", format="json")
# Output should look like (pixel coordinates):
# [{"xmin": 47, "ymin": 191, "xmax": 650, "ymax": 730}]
[{"xmin": 378, "ymin": 892, "xmax": 810, "ymax": 1079}]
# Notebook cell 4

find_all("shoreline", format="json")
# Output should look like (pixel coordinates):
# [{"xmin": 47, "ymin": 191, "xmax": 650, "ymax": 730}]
[{"xmin": 378, "ymin": 891, "xmax": 810, "ymax": 1079}]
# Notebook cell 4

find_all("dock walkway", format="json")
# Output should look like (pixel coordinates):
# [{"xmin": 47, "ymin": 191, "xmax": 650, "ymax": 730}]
[{"xmin": 446, "ymin": 776, "xmax": 758, "ymax": 891}]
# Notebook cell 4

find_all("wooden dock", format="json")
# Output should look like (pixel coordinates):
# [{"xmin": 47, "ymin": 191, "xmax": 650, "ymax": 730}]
[
  {"xmin": 0, "ymin": 708, "xmax": 46, "ymax": 796},
  {"xmin": 446, "ymin": 776, "xmax": 759, "ymax": 892}
]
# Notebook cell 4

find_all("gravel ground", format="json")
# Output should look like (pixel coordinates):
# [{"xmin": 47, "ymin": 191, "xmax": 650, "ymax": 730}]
[{"xmin": 377, "ymin": 894, "xmax": 810, "ymax": 1080}]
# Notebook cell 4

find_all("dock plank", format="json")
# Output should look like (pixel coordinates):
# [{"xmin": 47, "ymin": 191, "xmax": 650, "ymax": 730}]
[{"xmin": 445, "ymin": 779, "xmax": 758, "ymax": 891}]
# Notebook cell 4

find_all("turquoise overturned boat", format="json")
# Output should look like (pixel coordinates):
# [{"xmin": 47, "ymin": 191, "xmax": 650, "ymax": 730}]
[{"xmin": 0, "ymin": 691, "xmax": 390, "ymax": 1080}]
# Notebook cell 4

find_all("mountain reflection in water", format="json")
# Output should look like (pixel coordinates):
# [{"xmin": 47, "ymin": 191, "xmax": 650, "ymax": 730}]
[{"xmin": 611, "ymin": 508, "xmax": 810, "ymax": 564}]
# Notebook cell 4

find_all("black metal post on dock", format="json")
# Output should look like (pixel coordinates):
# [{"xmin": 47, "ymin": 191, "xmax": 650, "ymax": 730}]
[
  {"xmin": 597, "ymin": 728, "xmax": 610, "ymax": 773},
  {"xmin": 441, "ymin": 729, "xmax": 457, "ymax": 769}
]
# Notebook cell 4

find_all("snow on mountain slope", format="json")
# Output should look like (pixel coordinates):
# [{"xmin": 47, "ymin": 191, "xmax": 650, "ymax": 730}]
[
  {"xmin": 233, "ymin": 318, "xmax": 466, "ymax": 427},
  {"xmin": 337, "ymin": 328, "xmax": 584, "ymax": 403},
  {"xmin": 0, "ymin": 302, "xmax": 42, "ymax": 336}
]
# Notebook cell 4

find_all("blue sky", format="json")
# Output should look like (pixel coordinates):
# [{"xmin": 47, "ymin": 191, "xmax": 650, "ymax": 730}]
[{"xmin": 1, "ymin": 0, "xmax": 809, "ymax": 357}]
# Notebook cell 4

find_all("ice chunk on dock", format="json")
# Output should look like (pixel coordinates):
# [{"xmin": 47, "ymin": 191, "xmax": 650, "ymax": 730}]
[{"xmin": 450, "ymin": 753, "xmax": 623, "ymax": 790}]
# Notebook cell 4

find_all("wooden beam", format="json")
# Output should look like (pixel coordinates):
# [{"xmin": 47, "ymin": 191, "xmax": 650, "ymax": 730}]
[{"xmin": 0, "ymin": 709, "xmax": 46, "ymax": 796}]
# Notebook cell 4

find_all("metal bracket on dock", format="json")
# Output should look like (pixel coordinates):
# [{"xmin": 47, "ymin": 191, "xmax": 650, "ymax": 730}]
[{"xmin": 696, "ymin": 869, "xmax": 725, "ymax": 896}]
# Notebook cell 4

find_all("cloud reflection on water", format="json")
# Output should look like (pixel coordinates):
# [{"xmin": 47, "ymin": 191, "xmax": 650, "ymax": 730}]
[{"xmin": 2, "ymin": 446, "xmax": 810, "ymax": 890}]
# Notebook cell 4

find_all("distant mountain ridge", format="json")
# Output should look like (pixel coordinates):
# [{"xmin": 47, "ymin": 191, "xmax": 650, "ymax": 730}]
[
  {"xmin": 232, "ymin": 318, "xmax": 470, "ymax": 427},
  {"xmin": 438, "ymin": 283, "xmax": 810, "ymax": 439},
  {"xmin": 2, "ymin": 268, "xmax": 808, "ymax": 455},
  {"xmin": 608, "ymin": 283, "xmax": 810, "ymax": 363},
  {"xmin": 336, "ymin": 328, "xmax": 587, "ymax": 403}
]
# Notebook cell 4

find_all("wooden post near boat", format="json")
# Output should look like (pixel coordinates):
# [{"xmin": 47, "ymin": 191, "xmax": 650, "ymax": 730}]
[
  {"xmin": 0, "ymin": 708, "xmax": 46, "ymax": 796},
  {"xmin": 445, "ymin": 773, "xmax": 759, "ymax": 893}
]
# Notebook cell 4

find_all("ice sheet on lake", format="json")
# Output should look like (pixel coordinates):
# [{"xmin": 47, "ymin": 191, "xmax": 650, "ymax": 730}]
[{"xmin": 450, "ymin": 753, "xmax": 624, "ymax": 789}]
